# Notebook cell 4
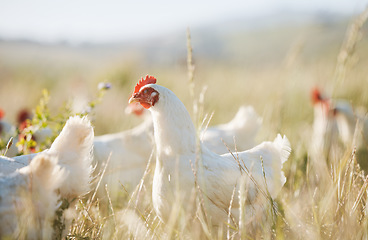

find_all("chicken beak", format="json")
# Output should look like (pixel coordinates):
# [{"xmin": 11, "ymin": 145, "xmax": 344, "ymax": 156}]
[
  {"xmin": 128, "ymin": 95, "xmax": 139, "ymax": 104},
  {"xmin": 129, "ymin": 93, "xmax": 143, "ymax": 104}
]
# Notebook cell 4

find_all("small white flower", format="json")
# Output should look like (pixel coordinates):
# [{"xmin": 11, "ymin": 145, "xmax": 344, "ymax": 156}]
[{"xmin": 98, "ymin": 82, "xmax": 112, "ymax": 90}]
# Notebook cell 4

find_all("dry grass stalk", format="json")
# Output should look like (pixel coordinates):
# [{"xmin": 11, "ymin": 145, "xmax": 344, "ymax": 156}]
[{"xmin": 334, "ymin": 6, "xmax": 368, "ymax": 88}]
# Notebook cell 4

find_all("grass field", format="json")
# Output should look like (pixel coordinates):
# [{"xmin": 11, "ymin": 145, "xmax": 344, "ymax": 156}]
[{"xmin": 1, "ymin": 9, "xmax": 368, "ymax": 239}]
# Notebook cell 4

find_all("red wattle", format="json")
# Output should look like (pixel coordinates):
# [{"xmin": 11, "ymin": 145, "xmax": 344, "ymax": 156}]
[{"xmin": 140, "ymin": 102, "xmax": 151, "ymax": 109}]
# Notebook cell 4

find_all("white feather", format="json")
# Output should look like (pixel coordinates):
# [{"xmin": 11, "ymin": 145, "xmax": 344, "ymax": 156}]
[{"xmin": 202, "ymin": 105, "xmax": 262, "ymax": 154}]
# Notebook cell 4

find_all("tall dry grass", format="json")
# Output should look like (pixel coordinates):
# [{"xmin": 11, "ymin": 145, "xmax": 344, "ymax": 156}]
[{"xmin": 1, "ymin": 7, "xmax": 368, "ymax": 240}]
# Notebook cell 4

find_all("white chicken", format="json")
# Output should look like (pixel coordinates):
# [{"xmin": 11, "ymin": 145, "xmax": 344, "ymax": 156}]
[
  {"xmin": 128, "ymin": 75, "xmax": 291, "ymax": 227},
  {"xmin": 0, "ymin": 116, "xmax": 94, "ymax": 239}
]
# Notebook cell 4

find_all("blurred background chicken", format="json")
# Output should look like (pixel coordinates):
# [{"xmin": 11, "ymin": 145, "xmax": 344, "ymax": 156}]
[
  {"xmin": 311, "ymin": 87, "xmax": 368, "ymax": 170},
  {"xmin": 310, "ymin": 87, "xmax": 339, "ymax": 159}
]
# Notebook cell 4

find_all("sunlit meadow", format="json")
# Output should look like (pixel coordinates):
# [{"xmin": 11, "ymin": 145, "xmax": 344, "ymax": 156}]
[{"xmin": 1, "ymin": 7, "xmax": 368, "ymax": 240}]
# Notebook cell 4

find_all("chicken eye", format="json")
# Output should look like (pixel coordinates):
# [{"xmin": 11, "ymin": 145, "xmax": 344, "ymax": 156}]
[{"xmin": 143, "ymin": 89, "xmax": 148, "ymax": 94}]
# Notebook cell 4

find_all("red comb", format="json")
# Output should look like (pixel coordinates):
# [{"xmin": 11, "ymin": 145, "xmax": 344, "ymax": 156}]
[
  {"xmin": 311, "ymin": 87, "xmax": 324, "ymax": 104},
  {"xmin": 0, "ymin": 109, "xmax": 4, "ymax": 119},
  {"xmin": 133, "ymin": 75, "xmax": 156, "ymax": 95}
]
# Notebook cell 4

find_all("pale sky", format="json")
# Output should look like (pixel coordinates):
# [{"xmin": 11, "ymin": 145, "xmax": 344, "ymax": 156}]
[{"xmin": 0, "ymin": 0, "xmax": 367, "ymax": 43}]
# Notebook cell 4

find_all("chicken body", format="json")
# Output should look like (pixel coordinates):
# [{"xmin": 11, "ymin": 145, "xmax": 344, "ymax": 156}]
[
  {"xmin": 93, "ymin": 117, "xmax": 154, "ymax": 195},
  {"xmin": 0, "ymin": 116, "xmax": 94, "ymax": 239},
  {"xmin": 129, "ymin": 80, "xmax": 291, "ymax": 227}
]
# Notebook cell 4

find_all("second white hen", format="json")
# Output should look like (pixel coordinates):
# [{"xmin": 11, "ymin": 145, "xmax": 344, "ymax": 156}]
[
  {"xmin": 201, "ymin": 105, "xmax": 262, "ymax": 154},
  {"xmin": 93, "ymin": 115, "xmax": 154, "ymax": 196},
  {"xmin": 0, "ymin": 116, "xmax": 94, "ymax": 239}
]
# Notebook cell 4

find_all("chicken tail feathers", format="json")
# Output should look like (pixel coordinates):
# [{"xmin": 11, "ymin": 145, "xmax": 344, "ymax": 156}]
[
  {"xmin": 272, "ymin": 134, "xmax": 291, "ymax": 189},
  {"xmin": 239, "ymin": 134, "xmax": 291, "ymax": 199},
  {"xmin": 273, "ymin": 134, "xmax": 291, "ymax": 166},
  {"xmin": 49, "ymin": 116, "xmax": 94, "ymax": 197}
]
